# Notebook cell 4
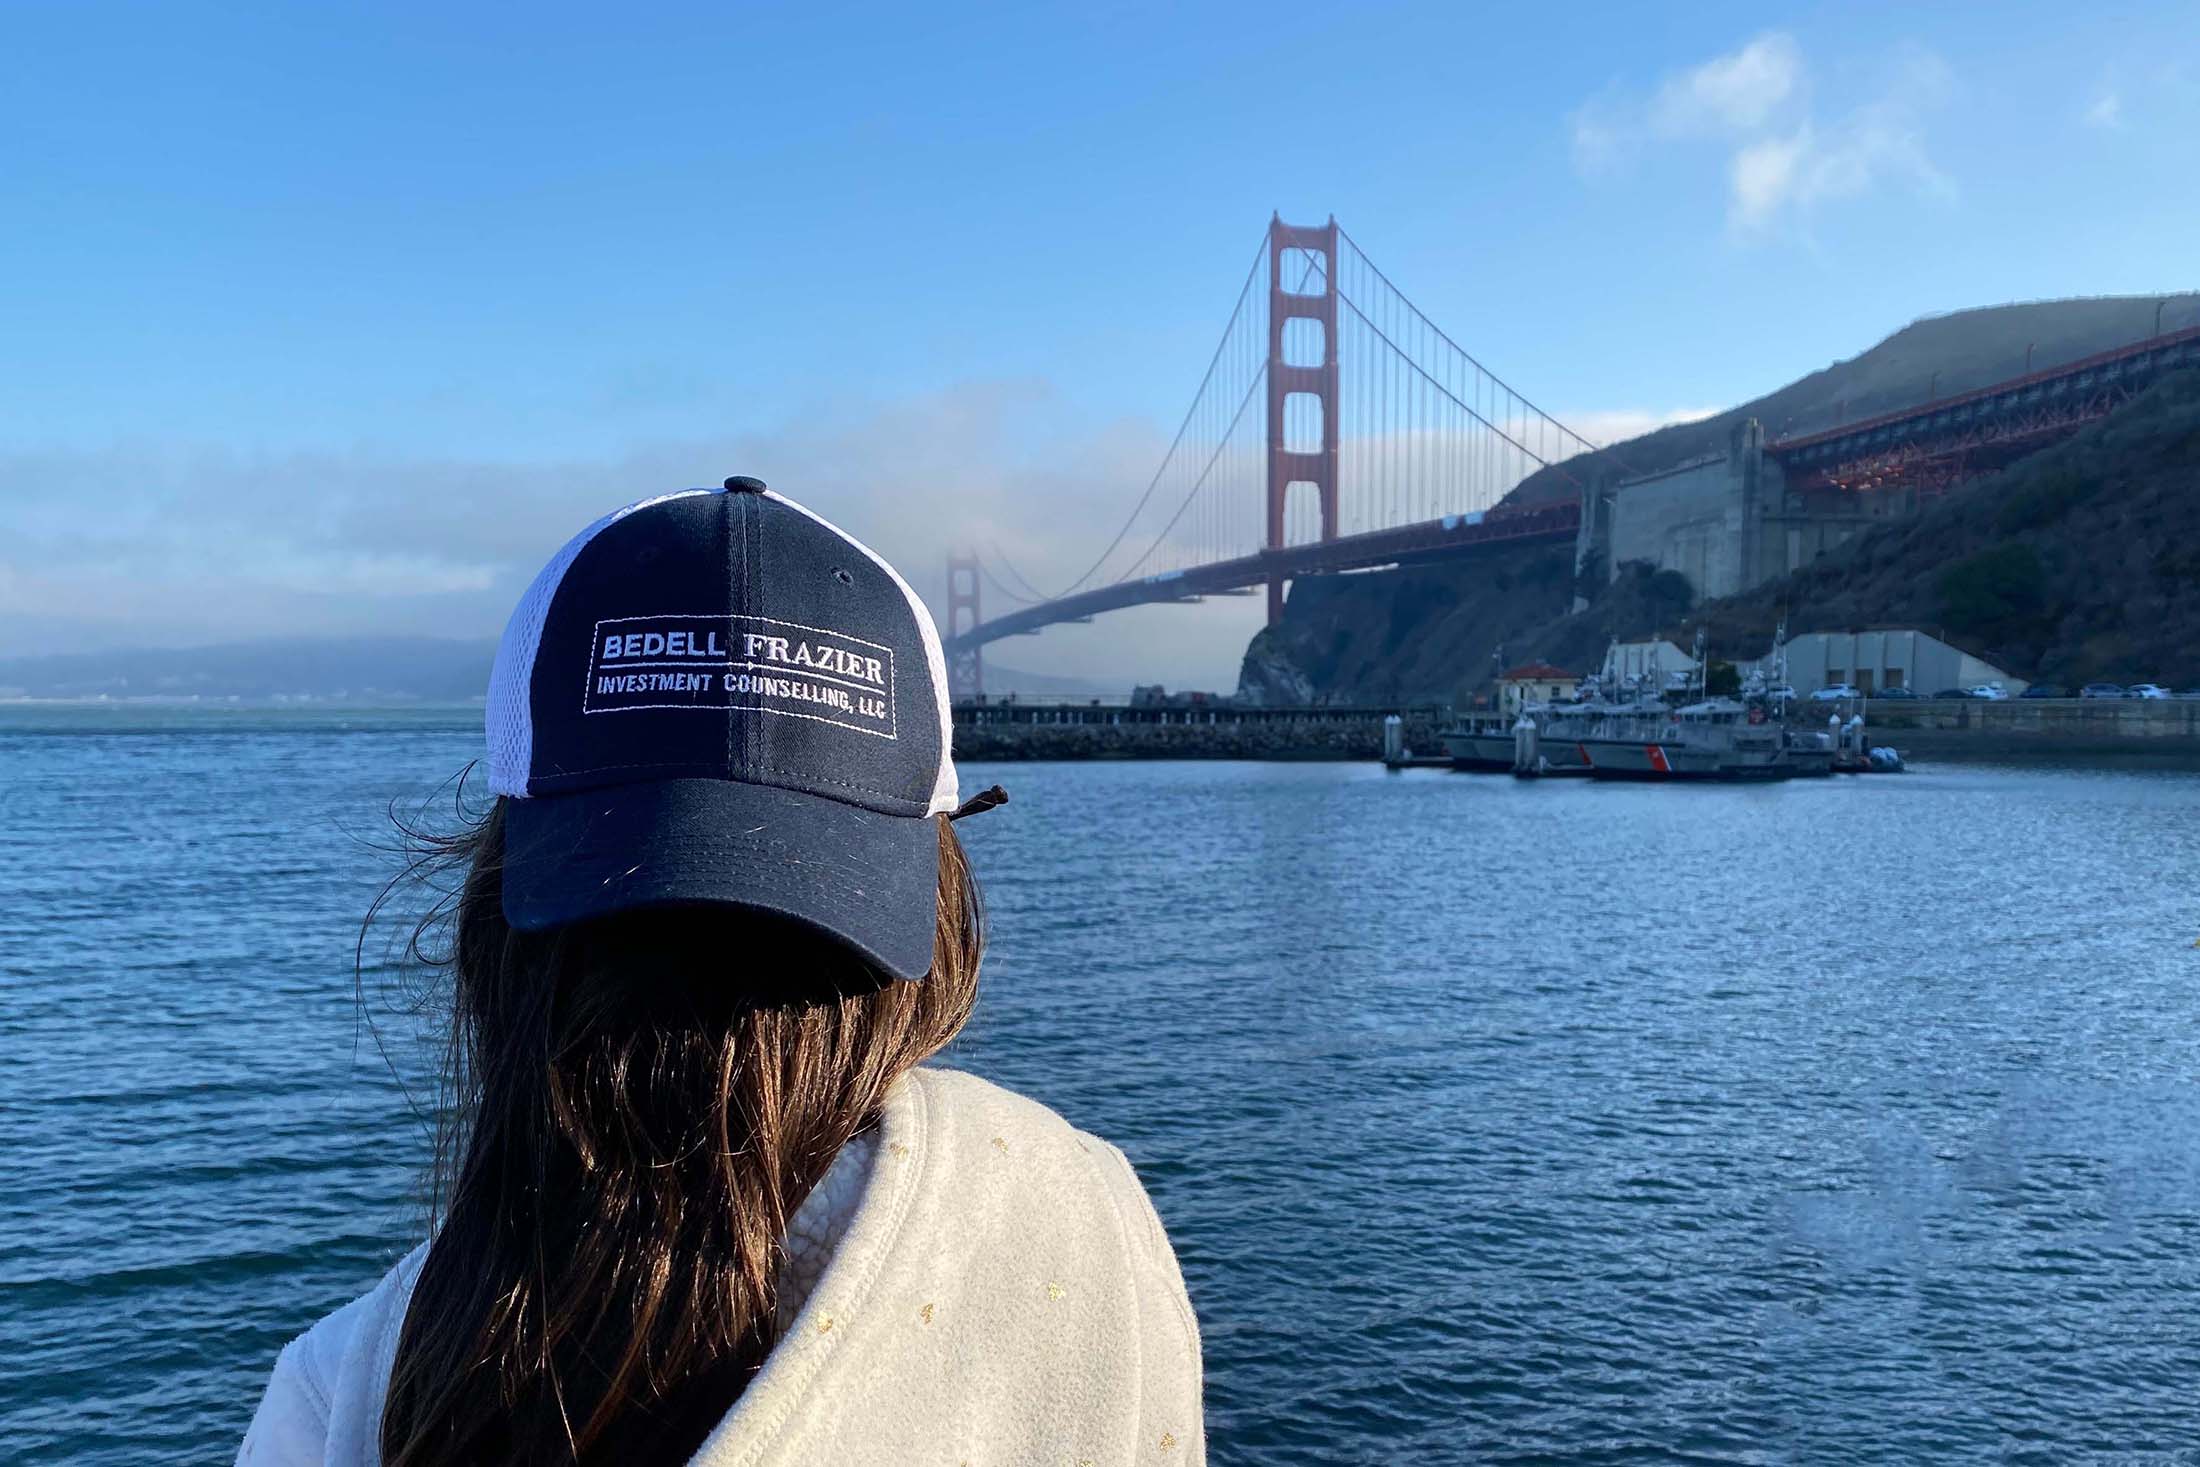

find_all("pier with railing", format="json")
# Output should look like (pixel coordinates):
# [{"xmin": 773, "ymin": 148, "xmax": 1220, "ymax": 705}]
[{"xmin": 951, "ymin": 698, "xmax": 1449, "ymax": 761}]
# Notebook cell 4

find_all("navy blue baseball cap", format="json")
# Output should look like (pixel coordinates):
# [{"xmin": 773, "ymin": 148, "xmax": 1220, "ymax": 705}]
[{"xmin": 484, "ymin": 478, "xmax": 961, "ymax": 980}]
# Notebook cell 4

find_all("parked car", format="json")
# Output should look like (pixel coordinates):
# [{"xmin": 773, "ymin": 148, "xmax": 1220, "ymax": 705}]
[
  {"xmin": 1969, "ymin": 683, "xmax": 2010, "ymax": 701},
  {"xmin": 1870, "ymin": 686, "xmax": 1923, "ymax": 700},
  {"xmin": 2126, "ymin": 683, "xmax": 2172, "ymax": 699},
  {"xmin": 2019, "ymin": 683, "xmax": 2068, "ymax": 699},
  {"xmin": 2080, "ymin": 682, "xmax": 2126, "ymax": 699},
  {"xmin": 2179, "ymin": 689, "xmax": 2200, "ymax": 701},
  {"xmin": 1930, "ymin": 687, "xmax": 1977, "ymax": 699},
  {"xmin": 1765, "ymin": 684, "xmax": 1797, "ymax": 703},
  {"xmin": 1809, "ymin": 684, "xmax": 1861, "ymax": 702}
]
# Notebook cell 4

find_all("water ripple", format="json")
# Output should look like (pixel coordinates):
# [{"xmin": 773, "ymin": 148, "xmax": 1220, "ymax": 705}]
[{"xmin": 5, "ymin": 720, "xmax": 2200, "ymax": 1463}]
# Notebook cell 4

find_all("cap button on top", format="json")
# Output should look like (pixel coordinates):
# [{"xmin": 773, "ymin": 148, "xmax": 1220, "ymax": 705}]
[{"xmin": 723, "ymin": 475, "xmax": 768, "ymax": 494}]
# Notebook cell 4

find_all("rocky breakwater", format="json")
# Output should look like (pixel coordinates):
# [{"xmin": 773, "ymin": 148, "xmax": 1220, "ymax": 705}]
[{"xmin": 951, "ymin": 701, "xmax": 1449, "ymax": 761}]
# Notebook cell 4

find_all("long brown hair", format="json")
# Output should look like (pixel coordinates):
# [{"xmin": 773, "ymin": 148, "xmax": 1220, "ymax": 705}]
[{"xmin": 378, "ymin": 800, "xmax": 982, "ymax": 1466}]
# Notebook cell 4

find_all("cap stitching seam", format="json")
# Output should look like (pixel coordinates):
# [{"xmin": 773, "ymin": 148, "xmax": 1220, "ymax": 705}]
[
  {"xmin": 524, "ymin": 759, "xmax": 921, "ymax": 805},
  {"xmin": 743, "ymin": 494, "xmax": 759, "ymax": 778},
  {"xmin": 758, "ymin": 489, "xmax": 955, "ymax": 816},
  {"xmin": 728, "ymin": 493, "xmax": 743, "ymax": 782}
]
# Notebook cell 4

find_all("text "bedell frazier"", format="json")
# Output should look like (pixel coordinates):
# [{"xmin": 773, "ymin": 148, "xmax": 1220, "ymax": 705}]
[{"xmin": 599, "ymin": 628, "xmax": 886, "ymax": 688}]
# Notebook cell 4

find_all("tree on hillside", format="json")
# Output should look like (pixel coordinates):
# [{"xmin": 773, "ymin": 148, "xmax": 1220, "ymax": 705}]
[
  {"xmin": 1648, "ymin": 569, "xmax": 1695, "ymax": 618},
  {"xmin": 1936, "ymin": 542, "xmax": 2049, "ymax": 647}
]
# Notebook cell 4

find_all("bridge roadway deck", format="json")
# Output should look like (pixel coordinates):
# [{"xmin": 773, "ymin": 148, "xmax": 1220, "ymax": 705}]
[
  {"xmin": 1769, "ymin": 321, "xmax": 2200, "ymax": 472},
  {"xmin": 946, "ymin": 499, "xmax": 1580, "ymax": 654}
]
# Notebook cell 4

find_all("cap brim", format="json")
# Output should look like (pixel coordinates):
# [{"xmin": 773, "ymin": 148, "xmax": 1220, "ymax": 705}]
[{"xmin": 501, "ymin": 779, "xmax": 940, "ymax": 981}]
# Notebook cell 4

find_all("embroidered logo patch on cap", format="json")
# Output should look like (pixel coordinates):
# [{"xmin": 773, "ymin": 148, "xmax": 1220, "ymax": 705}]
[{"xmin": 483, "ymin": 478, "xmax": 959, "ymax": 980}]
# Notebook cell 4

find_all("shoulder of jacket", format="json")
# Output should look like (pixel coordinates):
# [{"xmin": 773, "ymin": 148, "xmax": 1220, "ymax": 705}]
[
  {"xmin": 1066, "ymin": 1128, "xmax": 1206, "ymax": 1455},
  {"xmin": 1083, "ymin": 1135, "xmax": 1174, "ymax": 1262},
  {"xmin": 241, "ymin": 1245, "xmax": 430, "ymax": 1464},
  {"xmin": 289, "ymin": 1243, "xmax": 431, "ymax": 1406},
  {"xmin": 904, "ymin": 1064, "xmax": 1077, "ymax": 1136},
  {"xmin": 903, "ymin": 1070, "xmax": 1204, "ymax": 1452},
  {"xmin": 904, "ymin": 1067, "xmax": 1168, "ymax": 1255}
]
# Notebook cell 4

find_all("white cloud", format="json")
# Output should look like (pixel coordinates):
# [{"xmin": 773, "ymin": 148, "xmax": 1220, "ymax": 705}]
[
  {"xmin": 1570, "ymin": 34, "xmax": 1953, "ymax": 237},
  {"xmin": 1559, "ymin": 406, "xmax": 1722, "ymax": 445},
  {"xmin": 1572, "ymin": 32, "xmax": 1804, "ymax": 175},
  {"xmin": 1568, "ymin": 102, "xmax": 1627, "ymax": 176},
  {"xmin": 0, "ymin": 383, "xmax": 1289, "ymax": 687},
  {"xmin": 1730, "ymin": 129, "xmax": 1812, "ymax": 229},
  {"xmin": 1727, "ymin": 97, "xmax": 1951, "ymax": 232},
  {"xmin": 0, "ymin": 387, "xmax": 1757, "ymax": 693},
  {"xmin": 2075, "ymin": 60, "xmax": 2200, "ymax": 135},
  {"xmin": 1650, "ymin": 33, "xmax": 1803, "ymax": 135}
]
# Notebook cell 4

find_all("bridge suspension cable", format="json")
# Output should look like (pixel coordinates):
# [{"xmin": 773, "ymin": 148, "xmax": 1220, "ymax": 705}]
[
  {"xmin": 974, "ymin": 552, "xmax": 1043, "ymax": 607},
  {"xmin": 1112, "ymin": 355, "xmax": 1269, "ymax": 582},
  {"xmin": 987, "ymin": 231, "xmax": 1270, "ymax": 604},
  {"xmin": 978, "ymin": 543, "xmax": 1062, "ymax": 605},
  {"xmin": 1332, "ymin": 289, "xmax": 1580, "ymax": 494},
  {"xmin": 962, "ymin": 216, "xmax": 1616, "ymax": 652},
  {"xmin": 1334, "ymin": 224, "xmax": 1606, "ymax": 466}
]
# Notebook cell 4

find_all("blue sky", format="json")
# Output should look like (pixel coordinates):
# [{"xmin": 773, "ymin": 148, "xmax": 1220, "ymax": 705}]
[{"xmin": 2, "ymin": 1, "xmax": 2195, "ymax": 683}]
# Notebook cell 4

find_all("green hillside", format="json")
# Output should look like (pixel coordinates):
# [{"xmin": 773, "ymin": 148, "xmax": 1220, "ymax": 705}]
[
  {"xmin": 1690, "ymin": 368, "xmax": 2200, "ymax": 689},
  {"xmin": 1507, "ymin": 293, "xmax": 2200, "ymax": 509}
]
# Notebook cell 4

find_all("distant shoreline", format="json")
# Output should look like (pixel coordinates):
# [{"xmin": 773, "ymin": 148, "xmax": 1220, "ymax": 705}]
[
  {"xmin": 0, "ymin": 702, "xmax": 487, "ymax": 734},
  {"xmin": 0, "ymin": 696, "xmax": 486, "ymax": 708}
]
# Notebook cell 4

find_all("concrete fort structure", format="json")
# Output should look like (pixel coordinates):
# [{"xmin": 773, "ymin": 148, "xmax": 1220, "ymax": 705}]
[
  {"xmin": 1572, "ymin": 321, "xmax": 2200, "ymax": 606},
  {"xmin": 1578, "ymin": 418, "xmax": 1906, "ymax": 603}
]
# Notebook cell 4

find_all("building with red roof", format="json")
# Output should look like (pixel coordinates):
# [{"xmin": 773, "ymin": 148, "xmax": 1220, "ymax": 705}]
[{"xmin": 1497, "ymin": 661, "xmax": 1579, "ymax": 714}]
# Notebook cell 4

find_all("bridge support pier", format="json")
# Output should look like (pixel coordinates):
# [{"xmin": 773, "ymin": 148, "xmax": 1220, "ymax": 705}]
[
  {"xmin": 1265, "ymin": 214, "xmax": 1340, "ymax": 625},
  {"xmin": 945, "ymin": 551, "xmax": 982, "ymax": 698}
]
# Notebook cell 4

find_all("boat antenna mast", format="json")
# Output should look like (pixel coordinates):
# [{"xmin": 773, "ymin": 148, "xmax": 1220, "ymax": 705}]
[{"xmin": 1772, "ymin": 616, "xmax": 1789, "ymax": 724}]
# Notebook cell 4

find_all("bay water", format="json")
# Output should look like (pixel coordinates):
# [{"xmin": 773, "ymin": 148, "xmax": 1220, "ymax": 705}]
[{"xmin": 5, "ymin": 706, "xmax": 2200, "ymax": 1463}]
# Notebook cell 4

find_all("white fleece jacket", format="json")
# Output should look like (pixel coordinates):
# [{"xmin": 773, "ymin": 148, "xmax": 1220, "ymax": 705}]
[{"xmin": 236, "ymin": 1067, "xmax": 1204, "ymax": 1466}]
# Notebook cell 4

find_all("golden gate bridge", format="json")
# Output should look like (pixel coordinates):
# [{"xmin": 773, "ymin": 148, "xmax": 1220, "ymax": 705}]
[
  {"xmin": 941, "ymin": 215, "xmax": 1606, "ymax": 696},
  {"xmin": 942, "ymin": 216, "xmax": 2200, "ymax": 696}
]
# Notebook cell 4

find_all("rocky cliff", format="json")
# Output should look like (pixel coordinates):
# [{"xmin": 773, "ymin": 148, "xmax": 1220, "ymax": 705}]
[{"xmin": 1237, "ymin": 541, "xmax": 1569, "ymax": 705}]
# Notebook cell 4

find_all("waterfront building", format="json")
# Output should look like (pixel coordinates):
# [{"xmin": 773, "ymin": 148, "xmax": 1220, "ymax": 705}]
[
  {"xmin": 1602, "ymin": 639, "xmax": 1699, "ymax": 687},
  {"xmin": 1497, "ymin": 661, "xmax": 1579, "ymax": 714},
  {"xmin": 1745, "ymin": 629, "xmax": 2025, "ymax": 695}
]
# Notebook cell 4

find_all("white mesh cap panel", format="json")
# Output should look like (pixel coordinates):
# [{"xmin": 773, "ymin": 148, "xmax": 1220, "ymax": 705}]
[
  {"xmin": 485, "ymin": 489, "xmax": 713, "ymax": 797},
  {"xmin": 764, "ymin": 490, "xmax": 960, "ymax": 816}
]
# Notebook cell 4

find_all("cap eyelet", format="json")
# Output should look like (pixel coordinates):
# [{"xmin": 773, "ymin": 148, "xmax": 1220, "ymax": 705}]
[{"xmin": 832, "ymin": 567, "xmax": 854, "ymax": 585}]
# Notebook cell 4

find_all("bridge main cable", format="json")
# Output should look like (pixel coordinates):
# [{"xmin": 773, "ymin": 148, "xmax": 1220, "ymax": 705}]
[
  {"xmin": 990, "ymin": 230, "xmax": 1270, "ymax": 604},
  {"xmin": 1334, "ymin": 223, "xmax": 1611, "ymax": 466},
  {"xmin": 1332, "ymin": 286, "xmax": 1583, "ymax": 490},
  {"xmin": 1102, "ymin": 242, "xmax": 1340, "ymax": 585}
]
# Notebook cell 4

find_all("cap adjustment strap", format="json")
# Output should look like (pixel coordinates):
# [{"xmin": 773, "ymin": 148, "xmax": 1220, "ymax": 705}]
[{"xmin": 947, "ymin": 784, "xmax": 1008, "ymax": 821}]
